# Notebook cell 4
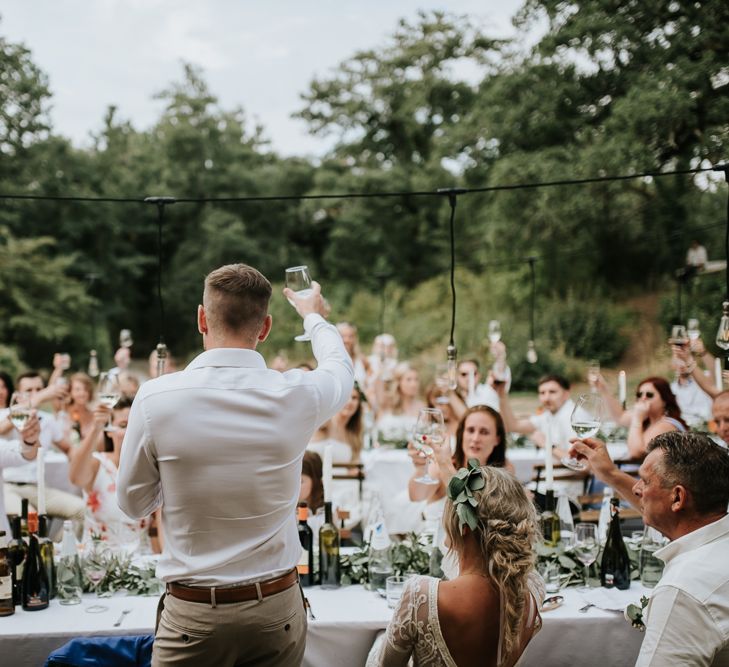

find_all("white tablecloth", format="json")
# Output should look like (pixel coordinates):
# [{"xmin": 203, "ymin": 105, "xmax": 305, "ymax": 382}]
[
  {"xmin": 4, "ymin": 450, "xmax": 79, "ymax": 496},
  {"xmin": 0, "ymin": 584, "xmax": 648, "ymax": 667}
]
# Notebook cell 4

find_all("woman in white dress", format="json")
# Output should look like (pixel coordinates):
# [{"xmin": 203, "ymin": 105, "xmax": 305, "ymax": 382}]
[
  {"xmin": 375, "ymin": 363, "xmax": 425, "ymax": 444},
  {"xmin": 68, "ymin": 397, "xmax": 154, "ymax": 551},
  {"xmin": 367, "ymin": 465, "xmax": 544, "ymax": 667}
]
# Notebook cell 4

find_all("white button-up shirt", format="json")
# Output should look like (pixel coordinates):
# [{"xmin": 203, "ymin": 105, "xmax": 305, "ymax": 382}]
[
  {"xmin": 116, "ymin": 314, "xmax": 354, "ymax": 586},
  {"xmin": 637, "ymin": 513, "xmax": 729, "ymax": 666},
  {"xmin": 0, "ymin": 439, "xmax": 34, "ymax": 537},
  {"xmin": 529, "ymin": 398, "xmax": 576, "ymax": 447}
]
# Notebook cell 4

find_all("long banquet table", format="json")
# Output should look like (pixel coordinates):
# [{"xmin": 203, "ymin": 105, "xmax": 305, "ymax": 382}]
[{"xmin": 1, "ymin": 583, "xmax": 648, "ymax": 666}]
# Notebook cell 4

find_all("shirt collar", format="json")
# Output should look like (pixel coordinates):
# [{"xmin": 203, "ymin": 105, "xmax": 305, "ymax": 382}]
[
  {"xmin": 185, "ymin": 348, "xmax": 267, "ymax": 371},
  {"xmin": 655, "ymin": 513, "xmax": 729, "ymax": 564}
]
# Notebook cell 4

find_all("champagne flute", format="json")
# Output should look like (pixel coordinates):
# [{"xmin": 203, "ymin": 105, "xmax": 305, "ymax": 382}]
[
  {"xmin": 488, "ymin": 320, "xmax": 501, "ymax": 344},
  {"xmin": 285, "ymin": 265, "xmax": 313, "ymax": 342},
  {"xmin": 412, "ymin": 408, "xmax": 445, "ymax": 486},
  {"xmin": 8, "ymin": 392, "xmax": 32, "ymax": 432},
  {"xmin": 97, "ymin": 372, "xmax": 121, "ymax": 433},
  {"xmin": 572, "ymin": 522, "xmax": 599, "ymax": 589},
  {"xmin": 562, "ymin": 393, "xmax": 603, "ymax": 471}
]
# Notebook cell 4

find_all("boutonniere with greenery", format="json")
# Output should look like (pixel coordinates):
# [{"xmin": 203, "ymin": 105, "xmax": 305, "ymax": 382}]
[
  {"xmin": 447, "ymin": 458, "xmax": 485, "ymax": 532},
  {"xmin": 625, "ymin": 596, "xmax": 650, "ymax": 632}
]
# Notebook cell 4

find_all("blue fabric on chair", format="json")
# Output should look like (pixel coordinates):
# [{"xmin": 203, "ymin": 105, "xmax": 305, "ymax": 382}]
[{"xmin": 44, "ymin": 634, "xmax": 154, "ymax": 667}]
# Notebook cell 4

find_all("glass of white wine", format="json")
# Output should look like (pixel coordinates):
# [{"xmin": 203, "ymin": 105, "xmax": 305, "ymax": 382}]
[
  {"xmin": 97, "ymin": 373, "xmax": 121, "ymax": 432},
  {"xmin": 8, "ymin": 392, "xmax": 32, "ymax": 432},
  {"xmin": 488, "ymin": 320, "xmax": 501, "ymax": 344},
  {"xmin": 412, "ymin": 408, "xmax": 446, "ymax": 486},
  {"xmin": 572, "ymin": 522, "xmax": 600, "ymax": 589},
  {"xmin": 285, "ymin": 265, "xmax": 313, "ymax": 342},
  {"xmin": 562, "ymin": 393, "xmax": 604, "ymax": 471}
]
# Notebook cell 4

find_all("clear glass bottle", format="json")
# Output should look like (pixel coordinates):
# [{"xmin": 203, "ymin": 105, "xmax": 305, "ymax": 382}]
[
  {"xmin": 56, "ymin": 521, "xmax": 83, "ymax": 605},
  {"xmin": 367, "ymin": 521, "xmax": 393, "ymax": 594}
]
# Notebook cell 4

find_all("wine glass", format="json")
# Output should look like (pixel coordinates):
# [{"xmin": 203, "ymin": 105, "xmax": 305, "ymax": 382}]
[
  {"xmin": 8, "ymin": 392, "xmax": 33, "ymax": 432},
  {"xmin": 670, "ymin": 324, "xmax": 689, "ymax": 347},
  {"xmin": 97, "ymin": 372, "xmax": 121, "ymax": 433},
  {"xmin": 434, "ymin": 363, "xmax": 450, "ymax": 393},
  {"xmin": 412, "ymin": 408, "xmax": 445, "ymax": 486},
  {"xmin": 587, "ymin": 360, "xmax": 600, "ymax": 392},
  {"xmin": 488, "ymin": 320, "xmax": 501, "ymax": 344},
  {"xmin": 84, "ymin": 540, "xmax": 110, "ymax": 612},
  {"xmin": 285, "ymin": 265, "xmax": 313, "ymax": 342},
  {"xmin": 687, "ymin": 319, "xmax": 700, "ymax": 342},
  {"xmin": 119, "ymin": 329, "xmax": 134, "ymax": 348},
  {"xmin": 562, "ymin": 393, "xmax": 604, "ymax": 471},
  {"xmin": 572, "ymin": 523, "xmax": 599, "ymax": 589}
]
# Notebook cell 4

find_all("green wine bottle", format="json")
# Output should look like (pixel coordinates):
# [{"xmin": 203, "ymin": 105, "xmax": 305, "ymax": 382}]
[{"xmin": 318, "ymin": 502, "xmax": 340, "ymax": 589}]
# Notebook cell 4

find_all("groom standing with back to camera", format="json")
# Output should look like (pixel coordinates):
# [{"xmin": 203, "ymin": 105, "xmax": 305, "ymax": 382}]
[{"xmin": 117, "ymin": 263, "xmax": 353, "ymax": 666}]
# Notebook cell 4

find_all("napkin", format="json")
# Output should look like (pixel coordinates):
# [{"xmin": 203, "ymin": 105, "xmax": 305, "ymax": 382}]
[{"xmin": 581, "ymin": 588, "xmax": 630, "ymax": 612}]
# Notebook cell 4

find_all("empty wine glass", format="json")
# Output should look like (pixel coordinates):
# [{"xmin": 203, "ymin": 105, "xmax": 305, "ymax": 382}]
[
  {"xmin": 562, "ymin": 393, "xmax": 604, "ymax": 471},
  {"xmin": 412, "ymin": 408, "xmax": 445, "ymax": 486},
  {"xmin": 572, "ymin": 522, "xmax": 599, "ymax": 589},
  {"xmin": 587, "ymin": 360, "xmax": 600, "ymax": 392},
  {"xmin": 285, "ymin": 265, "xmax": 313, "ymax": 342},
  {"xmin": 8, "ymin": 392, "xmax": 33, "ymax": 432},
  {"xmin": 84, "ymin": 540, "xmax": 110, "ymax": 612},
  {"xmin": 97, "ymin": 372, "xmax": 121, "ymax": 433},
  {"xmin": 488, "ymin": 320, "xmax": 501, "ymax": 344}
]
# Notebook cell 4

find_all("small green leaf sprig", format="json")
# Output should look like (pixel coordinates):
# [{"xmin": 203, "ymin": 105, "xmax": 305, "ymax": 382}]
[{"xmin": 447, "ymin": 458, "xmax": 485, "ymax": 532}]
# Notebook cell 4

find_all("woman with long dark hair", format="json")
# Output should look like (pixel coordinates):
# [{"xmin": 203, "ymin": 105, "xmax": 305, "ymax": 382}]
[{"xmin": 627, "ymin": 376, "xmax": 687, "ymax": 459}]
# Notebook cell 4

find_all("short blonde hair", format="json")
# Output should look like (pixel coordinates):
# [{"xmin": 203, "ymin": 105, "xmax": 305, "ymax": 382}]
[
  {"xmin": 443, "ymin": 466, "xmax": 539, "ymax": 663},
  {"xmin": 203, "ymin": 264, "xmax": 272, "ymax": 337}
]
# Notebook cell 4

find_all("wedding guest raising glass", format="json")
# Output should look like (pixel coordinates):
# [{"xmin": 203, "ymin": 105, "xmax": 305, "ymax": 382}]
[
  {"xmin": 97, "ymin": 372, "xmax": 121, "ymax": 432},
  {"xmin": 488, "ymin": 320, "xmax": 501, "ymax": 344},
  {"xmin": 573, "ymin": 522, "xmax": 599, "ymax": 590},
  {"xmin": 412, "ymin": 408, "xmax": 446, "ymax": 486},
  {"xmin": 669, "ymin": 324, "xmax": 689, "ymax": 347},
  {"xmin": 285, "ymin": 265, "xmax": 313, "ymax": 342},
  {"xmin": 8, "ymin": 392, "xmax": 32, "ymax": 432},
  {"xmin": 562, "ymin": 393, "xmax": 604, "ymax": 471}
]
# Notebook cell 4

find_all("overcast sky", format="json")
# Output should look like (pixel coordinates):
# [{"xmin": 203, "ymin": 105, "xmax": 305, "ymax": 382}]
[{"xmin": 0, "ymin": 0, "xmax": 529, "ymax": 157}]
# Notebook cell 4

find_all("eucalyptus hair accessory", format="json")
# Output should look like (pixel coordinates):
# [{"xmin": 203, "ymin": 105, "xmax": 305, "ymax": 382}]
[{"xmin": 447, "ymin": 458, "xmax": 485, "ymax": 531}]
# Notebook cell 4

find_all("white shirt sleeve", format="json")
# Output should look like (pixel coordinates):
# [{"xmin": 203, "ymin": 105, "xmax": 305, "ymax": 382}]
[
  {"xmin": 304, "ymin": 313, "xmax": 355, "ymax": 425},
  {"xmin": 116, "ymin": 388, "xmax": 162, "ymax": 519},
  {"xmin": 636, "ymin": 585, "xmax": 722, "ymax": 667},
  {"xmin": 0, "ymin": 438, "xmax": 29, "ymax": 468}
]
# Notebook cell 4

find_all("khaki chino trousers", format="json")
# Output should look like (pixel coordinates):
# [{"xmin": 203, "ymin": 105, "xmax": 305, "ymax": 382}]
[{"xmin": 153, "ymin": 583, "xmax": 307, "ymax": 667}]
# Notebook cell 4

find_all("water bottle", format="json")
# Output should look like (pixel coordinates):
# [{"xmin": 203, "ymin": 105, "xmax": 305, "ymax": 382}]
[
  {"xmin": 367, "ymin": 521, "xmax": 393, "ymax": 595},
  {"xmin": 56, "ymin": 521, "xmax": 83, "ymax": 605},
  {"xmin": 639, "ymin": 527, "xmax": 667, "ymax": 588}
]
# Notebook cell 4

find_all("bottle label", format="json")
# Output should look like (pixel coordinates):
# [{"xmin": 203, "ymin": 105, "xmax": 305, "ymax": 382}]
[
  {"xmin": 297, "ymin": 548, "xmax": 310, "ymax": 575},
  {"xmin": 24, "ymin": 594, "xmax": 47, "ymax": 608},
  {"xmin": 605, "ymin": 573, "xmax": 614, "ymax": 587},
  {"xmin": 0, "ymin": 575, "xmax": 11, "ymax": 600}
]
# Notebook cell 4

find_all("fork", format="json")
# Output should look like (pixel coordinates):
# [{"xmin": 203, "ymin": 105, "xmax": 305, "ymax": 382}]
[
  {"xmin": 113, "ymin": 609, "xmax": 132, "ymax": 627},
  {"xmin": 578, "ymin": 602, "xmax": 595, "ymax": 613}
]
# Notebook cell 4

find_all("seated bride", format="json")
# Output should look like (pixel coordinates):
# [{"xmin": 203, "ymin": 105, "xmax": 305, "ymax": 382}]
[{"xmin": 367, "ymin": 464, "xmax": 544, "ymax": 667}]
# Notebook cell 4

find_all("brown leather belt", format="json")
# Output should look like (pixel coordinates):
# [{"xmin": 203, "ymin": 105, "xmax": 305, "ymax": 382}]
[{"xmin": 168, "ymin": 568, "xmax": 299, "ymax": 605}]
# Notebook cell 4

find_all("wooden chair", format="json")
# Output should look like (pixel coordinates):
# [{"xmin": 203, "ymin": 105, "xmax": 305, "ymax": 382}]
[
  {"xmin": 332, "ymin": 462, "xmax": 366, "ymax": 500},
  {"xmin": 531, "ymin": 463, "xmax": 590, "ymax": 496}
]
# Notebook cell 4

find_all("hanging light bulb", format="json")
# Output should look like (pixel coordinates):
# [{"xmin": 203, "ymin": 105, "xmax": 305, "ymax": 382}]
[
  {"xmin": 87, "ymin": 349, "xmax": 99, "ymax": 378},
  {"xmin": 526, "ymin": 340, "xmax": 538, "ymax": 364},
  {"xmin": 446, "ymin": 344, "xmax": 458, "ymax": 390},
  {"xmin": 156, "ymin": 342, "xmax": 168, "ymax": 378},
  {"xmin": 716, "ymin": 302, "xmax": 729, "ymax": 352}
]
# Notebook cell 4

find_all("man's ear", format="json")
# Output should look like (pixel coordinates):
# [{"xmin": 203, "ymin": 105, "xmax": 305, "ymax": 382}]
[
  {"xmin": 257, "ymin": 314, "xmax": 272, "ymax": 342},
  {"xmin": 671, "ymin": 484, "xmax": 689, "ymax": 512},
  {"xmin": 198, "ymin": 305, "xmax": 208, "ymax": 335}
]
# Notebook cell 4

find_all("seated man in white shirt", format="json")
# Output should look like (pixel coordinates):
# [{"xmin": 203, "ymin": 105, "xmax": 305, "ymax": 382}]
[
  {"xmin": 2, "ymin": 371, "xmax": 85, "ymax": 528},
  {"xmin": 117, "ymin": 263, "xmax": 353, "ymax": 667},
  {"xmin": 670, "ymin": 356, "xmax": 713, "ymax": 425},
  {"xmin": 570, "ymin": 425, "xmax": 729, "ymax": 666},
  {"xmin": 497, "ymin": 374, "xmax": 575, "ymax": 454}
]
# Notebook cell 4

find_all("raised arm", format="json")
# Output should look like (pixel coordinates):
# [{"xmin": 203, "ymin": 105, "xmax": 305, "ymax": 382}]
[
  {"xmin": 68, "ymin": 406, "xmax": 107, "ymax": 491},
  {"xmin": 495, "ymin": 384, "xmax": 535, "ymax": 436}
]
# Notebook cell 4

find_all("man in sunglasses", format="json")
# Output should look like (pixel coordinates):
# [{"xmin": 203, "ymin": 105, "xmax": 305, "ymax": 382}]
[{"xmin": 569, "ymin": 424, "xmax": 729, "ymax": 666}]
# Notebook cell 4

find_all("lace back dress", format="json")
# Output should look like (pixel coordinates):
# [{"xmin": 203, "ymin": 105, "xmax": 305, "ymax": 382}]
[{"xmin": 366, "ymin": 573, "xmax": 545, "ymax": 667}]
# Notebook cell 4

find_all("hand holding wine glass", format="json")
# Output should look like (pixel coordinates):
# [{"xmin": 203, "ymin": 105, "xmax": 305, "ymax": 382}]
[
  {"xmin": 562, "ymin": 394, "xmax": 603, "ymax": 471},
  {"xmin": 8, "ymin": 392, "xmax": 33, "ymax": 432},
  {"xmin": 284, "ymin": 266, "xmax": 324, "ymax": 342},
  {"xmin": 97, "ymin": 373, "xmax": 121, "ymax": 432},
  {"xmin": 412, "ymin": 408, "xmax": 446, "ymax": 486}
]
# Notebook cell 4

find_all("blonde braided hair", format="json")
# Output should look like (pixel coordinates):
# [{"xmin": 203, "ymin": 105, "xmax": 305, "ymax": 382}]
[{"xmin": 443, "ymin": 466, "xmax": 539, "ymax": 664}]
